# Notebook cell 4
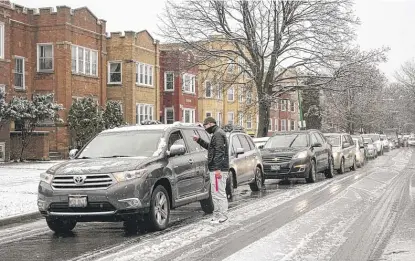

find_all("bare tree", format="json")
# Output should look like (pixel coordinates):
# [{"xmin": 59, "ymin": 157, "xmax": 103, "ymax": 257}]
[{"xmin": 158, "ymin": 0, "xmax": 389, "ymax": 137}]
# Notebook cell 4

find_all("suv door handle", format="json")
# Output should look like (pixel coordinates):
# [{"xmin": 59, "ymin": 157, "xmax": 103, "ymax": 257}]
[{"xmin": 188, "ymin": 159, "xmax": 194, "ymax": 164}]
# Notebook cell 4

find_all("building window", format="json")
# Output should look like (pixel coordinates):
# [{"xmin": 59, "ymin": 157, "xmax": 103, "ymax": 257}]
[
  {"xmin": 217, "ymin": 84, "xmax": 222, "ymax": 100},
  {"xmin": 239, "ymin": 86, "xmax": 244, "ymax": 102},
  {"xmin": 136, "ymin": 104, "xmax": 154, "ymax": 124},
  {"xmin": 37, "ymin": 44, "xmax": 53, "ymax": 72},
  {"xmin": 108, "ymin": 61, "xmax": 122, "ymax": 84},
  {"xmin": 165, "ymin": 107, "xmax": 174, "ymax": 124},
  {"xmin": 246, "ymin": 91, "xmax": 252, "ymax": 104},
  {"xmin": 281, "ymin": 100, "xmax": 288, "ymax": 111},
  {"xmin": 164, "ymin": 72, "xmax": 174, "ymax": 91},
  {"xmin": 205, "ymin": 81, "xmax": 212, "ymax": 98},
  {"xmin": 268, "ymin": 118, "xmax": 272, "ymax": 131},
  {"xmin": 274, "ymin": 118, "xmax": 278, "ymax": 131},
  {"xmin": 291, "ymin": 120, "xmax": 296, "ymax": 131},
  {"xmin": 183, "ymin": 73, "xmax": 196, "ymax": 93},
  {"xmin": 238, "ymin": 112, "xmax": 243, "ymax": 126},
  {"xmin": 227, "ymin": 87, "xmax": 234, "ymax": 101},
  {"xmin": 0, "ymin": 22, "xmax": 4, "ymax": 59},
  {"xmin": 217, "ymin": 112, "xmax": 222, "ymax": 127},
  {"xmin": 246, "ymin": 115, "xmax": 252, "ymax": 129},
  {"xmin": 206, "ymin": 112, "xmax": 212, "ymax": 118},
  {"xmin": 291, "ymin": 101, "xmax": 296, "ymax": 112},
  {"xmin": 183, "ymin": 108, "xmax": 195, "ymax": 123},
  {"xmin": 228, "ymin": 111, "xmax": 234, "ymax": 125},
  {"xmin": 227, "ymin": 59, "xmax": 235, "ymax": 73},
  {"xmin": 281, "ymin": 119, "xmax": 287, "ymax": 131},
  {"xmin": 14, "ymin": 57, "xmax": 25, "ymax": 89},
  {"xmin": 71, "ymin": 45, "xmax": 98, "ymax": 76},
  {"xmin": 136, "ymin": 63, "xmax": 154, "ymax": 87}
]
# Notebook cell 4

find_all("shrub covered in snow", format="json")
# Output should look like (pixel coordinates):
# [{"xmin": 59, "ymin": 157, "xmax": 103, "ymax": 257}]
[
  {"xmin": 103, "ymin": 100, "xmax": 125, "ymax": 129},
  {"xmin": 68, "ymin": 96, "xmax": 104, "ymax": 150}
]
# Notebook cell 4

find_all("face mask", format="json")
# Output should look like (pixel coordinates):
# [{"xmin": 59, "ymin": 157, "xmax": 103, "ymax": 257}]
[{"xmin": 206, "ymin": 125, "xmax": 215, "ymax": 134}]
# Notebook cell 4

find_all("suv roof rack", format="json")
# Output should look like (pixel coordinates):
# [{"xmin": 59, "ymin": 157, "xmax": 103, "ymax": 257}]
[
  {"xmin": 172, "ymin": 121, "xmax": 204, "ymax": 128},
  {"xmin": 221, "ymin": 124, "xmax": 246, "ymax": 133}
]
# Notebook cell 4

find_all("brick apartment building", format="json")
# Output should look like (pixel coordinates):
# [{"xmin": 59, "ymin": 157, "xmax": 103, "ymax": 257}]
[
  {"xmin": 267, "ymin": 92, "xmax": 300, "ymax": 136},
  {"xmin": 106, "ymin": 30, "xmax": 160, "ymax": 125},
  {"xmin": 0, "ymin": 2, "xmax": 107, "ymax": 160},
  {"xmin": 159, "ymin": 46, "xmax": 198, "ymax": 124}
]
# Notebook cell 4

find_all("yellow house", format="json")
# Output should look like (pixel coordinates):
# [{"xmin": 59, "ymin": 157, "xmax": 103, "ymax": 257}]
[{"xmin": 106, "ymin": 31, "xmax": 160, "ymax": 124}]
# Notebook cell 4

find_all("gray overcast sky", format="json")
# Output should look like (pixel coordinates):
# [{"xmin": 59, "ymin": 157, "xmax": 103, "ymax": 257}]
[{"xmin": 12, "ymin": 0, "xmax": 415, "ymax": 80}]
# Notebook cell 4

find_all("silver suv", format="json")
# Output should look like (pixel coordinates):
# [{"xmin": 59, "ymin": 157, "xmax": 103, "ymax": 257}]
[
  {"xmin": 38, "ymin": 122, "xmax": 214, "ymax": 233},
  {"xmin": 323, "ymin": 133, "xmax": 357, "ymax": 174},
  {"xmin": 222, "ymin": 127, "xmax": 264, "ymax": 198}
]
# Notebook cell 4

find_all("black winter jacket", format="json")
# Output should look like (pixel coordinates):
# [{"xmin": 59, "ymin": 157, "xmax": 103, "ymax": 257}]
[{"xmin": 197, "ymin": 125, "xmax": 229, "ymax": 171}]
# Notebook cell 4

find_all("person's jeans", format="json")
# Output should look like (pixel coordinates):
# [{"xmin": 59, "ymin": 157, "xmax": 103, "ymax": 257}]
[{"xmin": 209, "ymin": 170, "xmax": 228, "ymax": 218}]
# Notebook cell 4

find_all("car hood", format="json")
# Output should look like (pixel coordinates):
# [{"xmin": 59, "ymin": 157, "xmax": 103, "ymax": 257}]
[
  {"xmin": 261, "ymin": 147, "xmax": 305, "ymax": 157},
  {"xmin": 47, "ymin": 157, "xmax": 150, "ymax": 175}
]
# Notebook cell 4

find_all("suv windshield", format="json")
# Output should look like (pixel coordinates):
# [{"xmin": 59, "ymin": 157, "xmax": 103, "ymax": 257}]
[
  {"xmin": 264, "ymin": 134, "xmax": 308, "ymax": 148},
  {"xmin": 325, "ymin": 135, "xmax": 341, "ymax": 147},
  {"xmin": 364, "ymin": 138, "xmax": 373, "ymax": 144},
  {"xmin": 77, "ymin": 130, "xmax": 163, "ymax": 159}
]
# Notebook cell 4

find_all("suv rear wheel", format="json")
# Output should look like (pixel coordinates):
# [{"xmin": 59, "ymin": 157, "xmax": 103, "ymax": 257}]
[
  {"xmin": 226, "ymin": 171, "xmax": 235, "ymax": 199},
  {"xmin": 249, "ymin": 166, "xmax": 264, "ymax": 191},
  {"xmin": 148, "ymin": 185, "xmax": 170, "ymax": 231},
  {"xmin": 324, "ymin": 156, "xmax": 334, "ymax": 178},
  {"xmin": 46, "ymin": 218, "xmax": 77, "ymax": 233},
  {"xmin": 338, "ymin": 158, "xmax": 345, "ymax": 174}
]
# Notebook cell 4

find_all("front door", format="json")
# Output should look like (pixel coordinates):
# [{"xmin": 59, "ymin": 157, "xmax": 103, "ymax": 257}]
[
  {"xmin": 230, "ymin": 134, "xmax": 247, "ymax": 182},
  {"xmin": 311, "ymin": 133, "xmax": 325, "ymax": 171},
  {"xmin": 237, "ymin": 134, "xmax": 255, "ymax": 183}
]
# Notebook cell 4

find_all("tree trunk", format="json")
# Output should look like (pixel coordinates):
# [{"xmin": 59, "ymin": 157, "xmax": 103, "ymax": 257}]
[{"xmin": 257, "ymin": 102, "xmax": 270, "ymax": 137}]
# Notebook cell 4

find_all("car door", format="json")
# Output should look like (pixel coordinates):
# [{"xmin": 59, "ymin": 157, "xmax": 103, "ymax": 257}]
[
  {"xmin": 230, "ymin": 133, "xmax": 247, "ymax": 182},
  {"xmin": 244, "ymin": 135, "xmax": 258, "ymax": 178},
  {"xmin": 237, "ymin": 134, "xmax": 253, "ymax": 183},
  {"xmin": 310, "ymin": 132, "xmax": 325, "ymax": 171},
  {"xmin": 167, "ymin": 130, "xmax": 198, "ymax": 198},
  {"xmin": 315, "ymin": 132, "xmax": 329, "ymax": 170}
]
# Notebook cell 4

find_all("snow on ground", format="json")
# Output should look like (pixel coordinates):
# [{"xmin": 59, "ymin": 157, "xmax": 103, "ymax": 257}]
[{"xmin": 0, "ymin": 161, "xmax": 64, "ymax": 220}]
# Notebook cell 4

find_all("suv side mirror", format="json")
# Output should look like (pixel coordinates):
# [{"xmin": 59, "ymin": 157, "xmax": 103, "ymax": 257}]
[
  {"xmin": 236, "ymin": 147, "xmax": 244, "ymax": 155},
  {"xmin": 312, "ymin": 142, "xmax": 322, "ymax": 148},
  {"xmin": 69, "ymin": 149, "xmax": 78, "ymax": 160},
  {"xmin": 342, "ymin": 142, "xmax": 350, "ymax": 148},
  {"xmin": 169, "ymin": 144, "xmax": 186, "ymax": 157},
  {"xmin": 258, "ymin": 145, "xmax": 264, "ymax": 149}
]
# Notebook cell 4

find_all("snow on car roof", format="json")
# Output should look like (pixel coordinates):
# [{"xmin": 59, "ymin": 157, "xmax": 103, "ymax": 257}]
[{"xmin": 102, "ymin": 124, "xmax": 169, "ymax": 133}]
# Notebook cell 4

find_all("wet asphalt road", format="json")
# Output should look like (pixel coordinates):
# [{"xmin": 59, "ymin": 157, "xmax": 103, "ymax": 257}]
[{"xmin": 0, "ymin": 147, "xmax": 414, "ymax": 261}]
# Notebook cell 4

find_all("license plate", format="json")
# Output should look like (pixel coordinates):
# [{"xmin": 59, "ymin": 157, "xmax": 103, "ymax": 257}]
[
  {"xmin": 271, "ymin": 165, "xmax": 281, "ymax": 171},
  {"xmin": 68, "ymin": 196, "xmax": 87, "ymax": 208}
]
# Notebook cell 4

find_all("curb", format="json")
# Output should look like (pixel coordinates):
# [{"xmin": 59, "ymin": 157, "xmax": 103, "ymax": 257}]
[{"xmin": 0, "ymin": 212, "xmax": 42, "ymax": 227}]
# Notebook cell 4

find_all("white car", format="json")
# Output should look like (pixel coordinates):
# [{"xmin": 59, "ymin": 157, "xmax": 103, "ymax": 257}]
[
  {"xmin": 362, "ymin": 134, "xmax": 383, "ymax": 156},
  {"xmin": 408, "ymin": 138, "xmax": 415, "ymax": 146}
]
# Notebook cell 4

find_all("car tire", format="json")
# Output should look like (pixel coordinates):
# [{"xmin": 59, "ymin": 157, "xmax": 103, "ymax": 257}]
[
  {"xmin": 337, "ymin": 158, "xmax": 345, "ymax": 174},
  {"xmin": 200, "ymin": 187, "xmax": 214, "ymax": 214},
  {"xmin": 306, "ymin": 160, "xmax": 317, "ymax": 183},
  {"xmin": 350, "ymin": 157, "xmax": 357, "ymax": 171},
  {"xmin": 46, "ymin": 218, "xmax": 77, "ymax": 233},
  {"xmin": 148, "ymin": 185, "xmax": 170, "ymax": 231},
  {"xmin": 226, "ymin": 171, "xmax": 235, "ymax": 199},
  {"xmin": 324, "ymin": 156, "xmax": 334, "ymax": 178},
  {"xmin": 249, "ymin": 166, "xmax": 264, "ymax": 192}
]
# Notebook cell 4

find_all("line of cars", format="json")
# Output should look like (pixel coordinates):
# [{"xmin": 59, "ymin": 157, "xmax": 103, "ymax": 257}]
[{"xmin": 36, "ymin": 122, "xmax": 399, "ymax": 234}]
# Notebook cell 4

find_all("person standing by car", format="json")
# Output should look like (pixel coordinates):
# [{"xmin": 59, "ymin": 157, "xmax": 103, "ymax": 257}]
[{"xmin": 192, "ymin": 117, "xmax": 229, "ymax": 223}]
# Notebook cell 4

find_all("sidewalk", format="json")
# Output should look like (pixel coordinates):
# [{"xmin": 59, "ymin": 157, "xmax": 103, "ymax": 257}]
[{"xmin": 0, "ymin": 161, "xmax": 64, "ymax": 223}]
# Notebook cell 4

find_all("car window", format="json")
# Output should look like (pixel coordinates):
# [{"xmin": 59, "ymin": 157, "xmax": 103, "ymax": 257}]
[
  {"xmin": 196, "ymin": 129, "xmax": 210, "ymax": 151},
  {"xmin": 238, "ymin": 134, "xmax": 251, "ymax": 152},
  {"xmin": 342, "ymin": 135, "xmax": 348, "ymax": 144},
  {"xmin": 314, "ymin": 133, "xmax": 324, "ymax": 144},
  {"xmin": 317, "ymin": 133, "xmax": 327, "ymax": 144},
  {"xmin": 244, "ymin": 135, "xmax": 256, "ymax": 150},
  {"xmin": 181, "ymin": 129, "xmax": 201, "ymax": 152},
  {"xmin": 167, "ymin": 130, "xmax": 188, "ymax": 152},
  {"xmin": 310, "ymin": 133, "xmax": 319, "ymax": 145},
  {"xmin": 348, "ymin": 135, "xmax": 354, "ymax": 145},
  {"xmin": 231, "ymin": 134, "xmax": 243, "ymax": 156}
]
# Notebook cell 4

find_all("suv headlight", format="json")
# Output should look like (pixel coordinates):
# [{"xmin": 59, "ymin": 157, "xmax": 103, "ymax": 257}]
[
  {"xmin": 40, "ymin": 172, "xmax": 53, "ymax": 184},
  {"xmin": 113, "ymin": 169, "xmax": 147, "ymax": 182},
  {"xmin": 293, "ymin": 151, "xmax": 308, "ymax": 159}
]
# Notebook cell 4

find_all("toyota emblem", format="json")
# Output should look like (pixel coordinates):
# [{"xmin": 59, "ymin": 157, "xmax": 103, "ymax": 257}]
[{"xmin": 73, "ymin": 175, "xmax": 86, "ymax": 185}]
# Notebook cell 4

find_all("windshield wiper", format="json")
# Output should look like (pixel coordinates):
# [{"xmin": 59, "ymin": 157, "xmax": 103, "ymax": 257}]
[{"xmin": 100, "ymin": 155, "xmax": 130, "ymax": 158}]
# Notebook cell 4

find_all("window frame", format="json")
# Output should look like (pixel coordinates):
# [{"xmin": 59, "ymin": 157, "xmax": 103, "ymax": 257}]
[
  {"xmin": 108, "ymin": 61, "xmax": 122, "ymax": 84},
  {"xmin": 136, "ymin": 103, "xmax": 154, "ymax": 124},
  {"xmin": 182, "ymin": 73, "xmax": 196, "ymax": 94},
  {"xmin": 217, "ymin": 112, "xmax": 222, "ymax": 127},
  {"xmin": 205, "ymin": 81, "xmax": 212, "ymax": 98},
  {"xmin": 274, "ymin": 118, "xmax": 278, "ymax": 131},
  {"xmin": 246, "ymin": 91, "xmax": 252, "ymax": 104},
  {"xmin": 281, "ymin": 119, "xmax": 287, "ymax": 131},
  {"xmin": 164, "ymin": 71, "xmax": 174, "ymax": 91},
  {"xmin": 281, "ymin": 100, "xmax": 287, "ymax": 111},
  {"xmin": 183, "ymin": 108, "xmax": 196, "ymax": 123},
  {"xmin": 71, "ymin": 45, "xmax": 98, "ymax": 76},
  {"xmin": 206, "ymin": 111, "xmax": 212, "ymax": 118},
  {"xmin": 238, "ymin": 112, "xmax": 244, "ymax": 126},
  {"xmin": 268, "ymin": 118, "xmax": 272, "ymax": 131},
  {"xmin": 14, "ymin": 56, "xmax": 25, "ymax": 89},
  {"xmin": 217, "ymin": 83, "xmax": 222, "ymax": 100},
  {"xmin": 136, "ymin": 62, "xmax": 154, "ymax": 87},
  {"xmin": 227, "ymin": 87, "xmax": 234, "ymax": 101},
  {"xmin": 290, "ymin": 101, "xmax": 296, "ymax": 112},
  {"xmin": 227, "ymin": 111, "xmax": 234, "ymax": 125},
  {"xmin": 246, "ymin": 115, "xmax": 252, "ymax": 129},
  {"xmin": 239, "ymin": 85, "xmax": 244, "ymax": 102},
  {"xmin": 37, "ymin": 43, "xmax": 54, "ymax": 72},
  {"xmin": 0, "ymin": 22, "xmax": 4, "ymax": 59},
  {"xmin": 165, "ymin": 107, "xmax": 174, "ymax": 124},
  {"xmin": 290, "ymin": 120, "xmax": 296, "ymax": 131}
]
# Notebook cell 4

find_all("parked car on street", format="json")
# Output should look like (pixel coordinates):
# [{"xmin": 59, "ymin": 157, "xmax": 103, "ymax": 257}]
[
  {"xmin": 408, "ymin": 137, "xmax": 415, "ymax": 146},
  {"xmin": 352, "ymin": 138, "xmax": 366, "ymax": 167},
  {"xmin": 323, "ymin": 133, "xmax": 357, "ymax": 174},
  {"xmin": 363, "ymin": 137, "xmax": 377, "ymax": 159},
  {"xmin": 223, "ymin": 126, "xmax": 264, "ymax": 198},
  {"xmin": 261, "ymin": 130, "xmax": 335, "ymax": 183},
  {"xmin": 362, "ymin": 134, "xmax": 383, "ymax": 156},
  {"xmin": 38, "ymin": 122, "xmax": 215, "ymax": 233},
  {"xmin": 380, "ymin": 134, "xmax": 390, "ymax": 152}
]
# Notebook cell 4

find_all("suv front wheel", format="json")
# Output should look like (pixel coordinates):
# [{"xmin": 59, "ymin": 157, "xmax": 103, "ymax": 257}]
[
  {"xmin": 148, "ymin": 185, "xmax": 170, "ymax": 231},
  {"xmin": 226, "ymin": 171, "xmax": 235, "ymax": 199},
  {"xmin": 46, "ymin": 218, "xmax": 77, "ymax": 233}
]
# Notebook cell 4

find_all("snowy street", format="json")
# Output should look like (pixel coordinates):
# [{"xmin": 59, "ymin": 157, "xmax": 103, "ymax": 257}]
[{"xmin": 0, "ymin": 148, "xmax": 414, "ymax": 261}]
